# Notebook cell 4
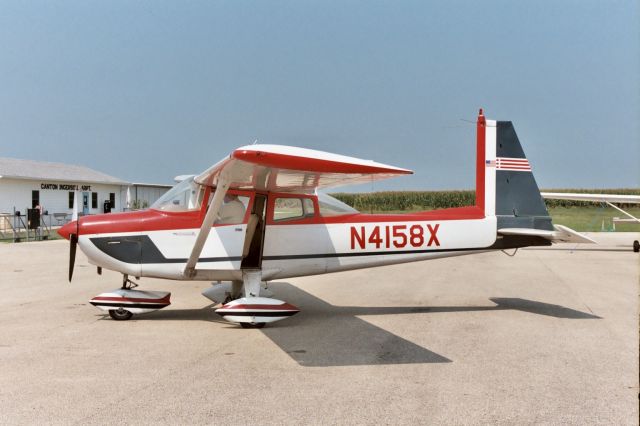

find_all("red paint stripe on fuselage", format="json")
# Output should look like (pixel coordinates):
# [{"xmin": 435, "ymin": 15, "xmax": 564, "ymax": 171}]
[
  {"xmin": 78, "ymin": 205, "xmax": 485, "ymax": 236},
  {"xmin": 79, "ymin": 209, "xmax": 203, "ymax": 235}
]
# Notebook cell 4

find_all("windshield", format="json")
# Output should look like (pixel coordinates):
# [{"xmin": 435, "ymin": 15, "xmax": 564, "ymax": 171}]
[
  {"xmin": 151, "ymin": 177, "xmax": 204, "ymax": 212},
  {"xmin": 317, "ymin": 192, "xmax": 359, "ymax": 216}
]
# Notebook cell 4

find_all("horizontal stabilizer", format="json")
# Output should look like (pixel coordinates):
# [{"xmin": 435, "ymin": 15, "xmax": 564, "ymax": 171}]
[
  {"xmin": 498, "ymin": 225, "xmax": 596, "ymax": 244},
  {"xmin": 551, "ymin": 225, "xmax": 597, "ymax": 244}
]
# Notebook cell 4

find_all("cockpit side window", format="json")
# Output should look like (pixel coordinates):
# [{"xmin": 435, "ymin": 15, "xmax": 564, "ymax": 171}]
[{"xmin": 214, "ymin": 194, "xmax": 250, "ymax": 225}]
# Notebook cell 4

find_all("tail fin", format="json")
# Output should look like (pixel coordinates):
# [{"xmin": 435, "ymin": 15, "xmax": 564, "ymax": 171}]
[{"xmin": 476, "ymin": 110, "xmax": 553, "ymax": 231}]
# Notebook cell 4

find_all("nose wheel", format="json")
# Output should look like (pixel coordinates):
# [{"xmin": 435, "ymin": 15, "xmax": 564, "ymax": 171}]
[
  {"xmin": 106, "ymin": 275, "xmax": 138, "ymax": 321},
  {"xmin": 90, "ymin": 274, "xmax": 172, "ymax": 321},
  {"xmin": 109, "ymin": 308, "xmax": 133, "ymax": 321}
]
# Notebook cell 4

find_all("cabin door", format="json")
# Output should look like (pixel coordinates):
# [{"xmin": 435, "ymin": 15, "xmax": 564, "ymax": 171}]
[{"xmin": 241, "ymin": 194, "xmax": 267, "ymax": 269}]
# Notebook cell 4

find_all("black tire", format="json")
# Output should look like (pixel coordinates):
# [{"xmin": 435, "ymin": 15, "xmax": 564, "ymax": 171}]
[
  {"xmin": 633, "ymin": 240, "xmax": 639, "ymax": 253},
  {"xmin": 109, "ymin": 308, "xmax": 133, "ymax": 321},
  {"xmin": 240, "ymin": 322, "xmax": 266, "ymax": 329}
]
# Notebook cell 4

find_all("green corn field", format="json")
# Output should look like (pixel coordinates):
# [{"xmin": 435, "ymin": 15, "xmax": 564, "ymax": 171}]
[{"xmin": 332, "ymin": 190, "xmax": 476, "ymax": 212}]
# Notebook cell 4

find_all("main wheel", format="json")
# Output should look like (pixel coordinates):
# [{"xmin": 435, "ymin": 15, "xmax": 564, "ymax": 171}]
[
  {"xmin": 633, "ymin": 240, "xmax": 639, "ymax": 253},
  {"xmin": 109, "ymin": 308, "xmax": 133, "ymax": 321},
  {"xmin": 240, "ymin": 322, "xmax": 265, "ymax": 329}
]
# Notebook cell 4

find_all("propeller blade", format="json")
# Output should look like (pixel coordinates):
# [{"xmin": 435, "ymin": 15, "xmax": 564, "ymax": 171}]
[
  {"xmin": 69, "ymin": 233, "xmax": 77, "ymax": 282},
  {"xmin": 71, "ymin": 191, "xmax": 78, "ymax": 221}
]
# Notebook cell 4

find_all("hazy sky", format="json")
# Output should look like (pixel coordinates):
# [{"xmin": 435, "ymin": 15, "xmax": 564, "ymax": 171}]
[{"xmin": 1, "ymin": 1, "xmax": 638, "ymax": 191}]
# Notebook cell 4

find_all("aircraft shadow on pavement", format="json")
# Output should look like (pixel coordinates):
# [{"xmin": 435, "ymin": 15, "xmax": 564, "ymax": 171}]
[
  {"xmin": 260, "ymin": 283, "xmax": 451, "ymax": 367},
  {"xmin": 142, "ymin": 282, "xmax": 600, "ymax": 367},
  {"xmin": 488, "ymin": 297, "xmax": 600, "ymax": 319},
  {"xmin": 259, "ymin": 283, "xmax": 600, "ymax": 367}
]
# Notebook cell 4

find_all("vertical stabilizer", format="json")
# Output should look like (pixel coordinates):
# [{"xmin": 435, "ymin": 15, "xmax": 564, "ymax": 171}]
[{"xmin": 477, "ymin": 110, "xmax": 553, "ymax": 231}]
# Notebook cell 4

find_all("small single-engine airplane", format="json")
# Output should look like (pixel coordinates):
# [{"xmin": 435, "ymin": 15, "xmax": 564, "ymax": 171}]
[{"xmin": 59, "ymin": 109, "xmax": 594, "ymax": 327}]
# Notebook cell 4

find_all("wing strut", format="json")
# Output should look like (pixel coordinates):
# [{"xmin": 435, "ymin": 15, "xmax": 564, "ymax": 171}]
[
  {"xmin": 184, "ymin": 171, "xmax": 230, "ymax": 278},
  {"xmin": 604, "ymin": 201, "xmax": 640, "ymax": 224}
]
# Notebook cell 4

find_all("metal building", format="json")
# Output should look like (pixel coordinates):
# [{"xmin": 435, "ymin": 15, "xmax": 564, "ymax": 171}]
[{"xmin": 0, "ymin": 157, "xmax": 170, "ymax": 226}]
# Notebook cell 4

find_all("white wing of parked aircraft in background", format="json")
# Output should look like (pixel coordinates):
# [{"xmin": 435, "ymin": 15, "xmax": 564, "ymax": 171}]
[
  {"xmin": 541, "ymin": 192, "xmax": 640, "ymax": 225},
  {"xmin": 541, "ymin": 192, "xmax": 640, "ymax": 252},
  {"xmin": 541, "ymin": 193, "xmax": 640, "ymax": 205}
]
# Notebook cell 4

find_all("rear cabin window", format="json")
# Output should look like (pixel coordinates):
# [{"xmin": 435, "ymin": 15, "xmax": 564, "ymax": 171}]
[
  {"xmin": 273, "ymin": 197, "xmax": 315, "ymax": 222},
  {"xmin": 317, "ymin": 192, "xmax": 359, "ymax": 216}
]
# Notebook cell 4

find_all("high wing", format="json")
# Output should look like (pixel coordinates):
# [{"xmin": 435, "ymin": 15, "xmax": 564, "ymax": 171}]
[
  {"xmin": 194, "ymin": 144, "xmax": 413, "ymax": 192},
  {"xmin": 184, "ymin": 145, "xmax": 412, "ymax": 277},
  {"xmin": 541, "ymin": 192, "xmax": 640, "ymax": 204}
]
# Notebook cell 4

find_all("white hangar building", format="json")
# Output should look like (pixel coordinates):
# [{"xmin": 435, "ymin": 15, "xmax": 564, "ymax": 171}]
[{"xmin": 0, "ymin": 157, "xmax": 171, "ymax": 219}]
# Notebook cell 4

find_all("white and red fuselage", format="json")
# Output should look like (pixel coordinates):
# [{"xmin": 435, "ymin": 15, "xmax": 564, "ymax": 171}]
[
  {"xmin": 60, "ymin": 113, "xmax": 502, "ymax": 283},
  {"xmin": 60, "ymin": 200, "xmax": 496, "ymax": 282},
  {"xmin": 58, "ymin": 112, "xmax": 547, "ymax": 284}
]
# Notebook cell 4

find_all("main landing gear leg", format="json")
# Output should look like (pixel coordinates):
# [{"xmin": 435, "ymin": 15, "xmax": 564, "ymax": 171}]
[
  {"xmin": 242, "ymin": 270, "xmax": 262, "ymax": 298},
  {"xmin": 239, "ymin": 270, "xmax": 264, "ymax": 328}
]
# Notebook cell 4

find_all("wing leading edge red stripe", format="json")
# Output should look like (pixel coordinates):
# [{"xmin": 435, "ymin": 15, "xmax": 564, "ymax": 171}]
[{"xmin": 232, "ymin": 150, "xmax": 413, "ymax": 175}]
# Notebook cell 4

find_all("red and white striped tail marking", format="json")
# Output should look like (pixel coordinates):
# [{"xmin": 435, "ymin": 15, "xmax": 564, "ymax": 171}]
[{"xmin": 495, "ymin": 157, "xmax": 531, "ymax": 172}]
